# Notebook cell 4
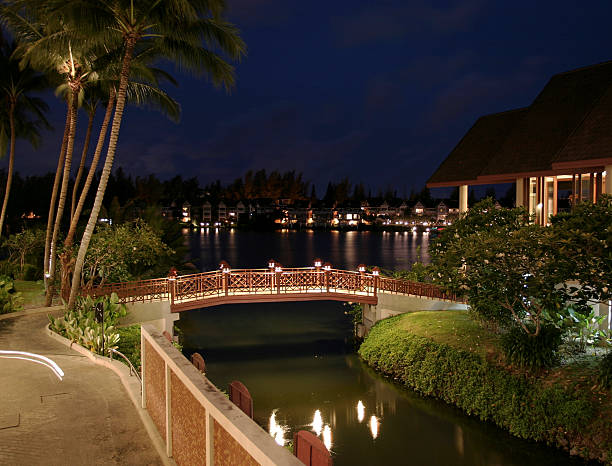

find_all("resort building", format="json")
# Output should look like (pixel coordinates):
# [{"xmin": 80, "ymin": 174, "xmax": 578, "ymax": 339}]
[{"xmin": 428, "ymin": 61, "xmax": 612, "ymax": 224}]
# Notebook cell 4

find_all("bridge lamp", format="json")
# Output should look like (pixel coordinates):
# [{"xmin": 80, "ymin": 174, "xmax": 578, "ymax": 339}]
[
  {"xmin": 219, "ymin": 260, "xmax": 230, "ymax": 273},
  {"xmin": 323, "ymin": 262, "xmax": 332, "ymax": 271},
  {"xmin": 357, "ymin": 264, "xmax": 366, "ymax": 273},
  {"xmin": 268, "ymin": 259, "xmax": 276, "ymax": 269},
  {"xmin": 372, "ymin": 267, "xmax": 380, "ymax": 276},
  {"xmin": 274, "ymin": 263, "xmax": 283, "ymax": 273},
  {"xmin": 313, "ymin": 258, "xmax": 322, "ymax": 268}
]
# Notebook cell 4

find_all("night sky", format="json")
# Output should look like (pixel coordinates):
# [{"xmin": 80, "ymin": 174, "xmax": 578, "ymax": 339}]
[{"xmin": 10, "ymin": 0, "xmax": 612, "ymax": 195}]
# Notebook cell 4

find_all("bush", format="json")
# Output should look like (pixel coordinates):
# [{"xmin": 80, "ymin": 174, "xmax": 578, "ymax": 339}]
[
  {"xmin": 0, "ymin": 276, "xmax": 23, "ymax": 314},
  {"xmin": 359, "ymin": 317, "xmax": 594, "ymax": 444},
  {"xmin": 117, "ymin": 325, "xmax": 141, "ymax": 371},
  {"xmin": 501, "ymin": 324, "xmax": 562, "ymax": 369},
  {"xmin": 0, "ymin": 260, "xmax": 17, "ymax": 278},
  {"xmin": 22, "ymin": 263, "xmax": 40, "ymax": 281},
  {"xmin": 599, "ymin": 351, "xmax": 612, "ymax": 389},
  {"xmin": 48, "ymin": 293, "xmax": 127, "ymax": 355}
]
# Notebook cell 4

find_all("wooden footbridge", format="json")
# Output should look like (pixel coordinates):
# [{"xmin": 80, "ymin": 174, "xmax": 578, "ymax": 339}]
[{"xmin": 84, "ymin": 260, "xmax": 461, "ymax": 312}]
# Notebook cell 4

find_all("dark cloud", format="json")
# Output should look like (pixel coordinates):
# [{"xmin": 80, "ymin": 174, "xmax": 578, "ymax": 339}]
[{"xmin": 335, "ymin": 0, "xmax": 485, "ymax": 47}]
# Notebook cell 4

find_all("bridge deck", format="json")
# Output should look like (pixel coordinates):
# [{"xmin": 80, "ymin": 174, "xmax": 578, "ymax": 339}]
[{"xmin": 83, "ymin": 267, "xmax": 462, "ymax": 311}]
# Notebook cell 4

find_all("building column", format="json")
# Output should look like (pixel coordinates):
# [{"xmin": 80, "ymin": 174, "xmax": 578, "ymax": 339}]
[
  {"xmin": 459, "ymin": 185, "xmax": 468, "ymax": 213},
  {"xmin": 605, "ymin": 165, "xmax": 612, "ymax": 195},
  {"xmin": 515, "ymin": 178, "xmax": 524, "ymax": 208}
]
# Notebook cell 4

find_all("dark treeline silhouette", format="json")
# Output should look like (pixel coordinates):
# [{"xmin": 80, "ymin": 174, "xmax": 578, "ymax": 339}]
[{"xmin": 0, "ymin": 166, "xmax": 513, "ymax": 234}]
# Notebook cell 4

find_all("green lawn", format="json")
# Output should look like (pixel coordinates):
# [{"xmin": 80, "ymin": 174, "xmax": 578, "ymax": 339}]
[
  {"xmin": 14, "ymin": 280, "xmax": 46, "ymax": 309},
  {"xmin": 397, "ymin": 310, "xmax": 501, "ymax": 360}
]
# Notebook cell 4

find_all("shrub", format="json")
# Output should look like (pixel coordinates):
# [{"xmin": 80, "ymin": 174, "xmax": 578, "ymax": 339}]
[
  {"xmin": 0, "ymin": 260, "xmax": 17, "ymax": 278},
  {"xmin": 49, "ymin": 293, "xmax": 127, "ymax": 355},
  {"xmin": 599, "ymin": 351, "xmax": 612, "ymax": 389},
  {"xmin": 22, "ymin": 263, "xmax": 40, "ymax": 281},
  {"xmin": 0, "ymin": 276, "xmax": 23, "ymax": 314},
  {"xmin": 117, "ymin": 325, "xmax": 141, "ymax": 371},
  {"xmin": 359, "ymin": 317, "xmax": 594, "ymax": 444},
  {"xmin": 501, "ymin": 324, "xmax": 562, "ymax": 369}
]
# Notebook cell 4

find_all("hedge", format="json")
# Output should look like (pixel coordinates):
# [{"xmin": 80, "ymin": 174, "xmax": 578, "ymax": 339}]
[{"xmin": 359, "ymin": 316, "xmax": 610, "ymax": 462}]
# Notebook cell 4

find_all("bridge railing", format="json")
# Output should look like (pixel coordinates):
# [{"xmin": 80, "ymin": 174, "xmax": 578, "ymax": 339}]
[
  {"xmin": 377, "ymin": 276, "xmax": 460, "ymax": 302},
  {"xmin": 84, "ymin": 266, "xmax": 461, "ymax": 305},
  {"xmin": 84, "ymin": 277, "xmax": 170, "ymax": 302}
]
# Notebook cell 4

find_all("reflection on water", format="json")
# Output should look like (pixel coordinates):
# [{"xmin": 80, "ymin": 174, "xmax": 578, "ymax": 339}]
[
  {"xmin": 178, "ymin": 301, "xmax": 585, "ymax": 466},
  {"xmin": 187, "ymin": 229, "xmax": 430, "ymax": 270},
  {"xmin": 322, "ymin": 424, "xmax": 332, "ymax": 451},
  {"xmin": 269, "ymin": 410, "xmax": 287, "ymax": 446},
  {"xmin": 369, "ymin": 416, "xmax": 380, "ymax": 440},
  {"xmin": 356, "ymin": 400, "xmax": 365, "ymax": 423},
  {"xmin": 311, "ymin": 409, "xmax": 323, "ymax": 436}
]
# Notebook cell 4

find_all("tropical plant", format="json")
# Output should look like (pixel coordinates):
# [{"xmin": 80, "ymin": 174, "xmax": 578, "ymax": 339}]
[
  {"xmin": 0, "ymin": 275, "xmax": 23, "ymax": 314},
  {"xmin": 0, "ymin": 39, "xmax": 50, "ymax": 238},
  {"xmin": 598, "ymin": 351, "xmax": 612, "ymax": 389},
  {"xmin": 48, "ymin": 292, "xmax": 127, "ymax": 354},
  {"xmin": 64, "ymin": 0, "xmax": 246, "ymax": 308}
]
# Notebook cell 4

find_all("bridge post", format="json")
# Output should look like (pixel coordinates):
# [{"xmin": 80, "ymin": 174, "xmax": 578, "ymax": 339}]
[
  {"xmin": 167, "ymin": 268, "xmax": 177, "ymax": 306},
  {"xmin": 323, "ymin": 262, "xmax": 332, "ymax": 292},
  {"xmin": 314, "ymin": 258, "xmax": 322, "ymax": 288},
  {"xmin": 220, "ymin": 261, "xmax": 230, "ymax": 296},
  {"xmin": 274, "ymin": 263, "xmax": 282, "ymax": 294},
  {"xmin": 358, "ymin": 264, "xmax": 366, "ymax": 292},
  {"xmin": 372, "ymin": 267, "xmax": 379, "ymax": 296}
]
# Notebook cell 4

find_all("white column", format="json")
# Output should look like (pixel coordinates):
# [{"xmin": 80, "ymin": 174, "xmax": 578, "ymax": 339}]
[
  {"xmin": 515, "ymin": 178, "xmax": 524, "ymax": 208},
  {"xmin": 459, "ymin": 185, "xmax": 468, "ymax": 213},
  {"xmin": 605, "ymin": 165, "xmax": 612, "ymax": 195}
]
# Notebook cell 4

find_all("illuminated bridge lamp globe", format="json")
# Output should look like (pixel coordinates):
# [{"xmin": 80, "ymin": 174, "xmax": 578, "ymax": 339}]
[
  {"xmin": 372, "ymin": 267, "xmax": 380, "ymax": 277},
  {"xmin": 313, "ymin": 258, "xmax": 322, "ymax": 269},
  {"xmin": 357, "ymin": 264, "xmax": 366, "ymax": 273},
  {"xmin": 268, "ymin": 259, "xmax": 276, "ymax": 269},
  {"xmin": 219, "ymin": 260, "xmax": 230, "ymax": 274},
  {"xmin": 323, "ymin": 262, "xmax": 332, "ymax": 271}
]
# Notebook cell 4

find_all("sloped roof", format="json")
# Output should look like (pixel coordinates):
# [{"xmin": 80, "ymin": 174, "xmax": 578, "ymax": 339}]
[
  {"xmin": 428, "ymin": 61, "xmax": 612, "ymax": 187},
  {"xmin": 427, "ymin": 108, "xmax": 527, "ymax": 186},
  {"xmin": 480, "ymin": 61, "xmax": 612, "ymax": 177},
  {"xmin": 553, "ymin": 78, "xmax": 612, "ymax": 167}
]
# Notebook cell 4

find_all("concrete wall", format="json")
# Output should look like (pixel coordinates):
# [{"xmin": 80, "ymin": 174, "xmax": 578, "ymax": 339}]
[
  {"xmin": 122, "ymin": 301, "xmax": 179, "ymax": 335},
  {"xmin": 141, "ymin": 325, "xmax": 302, "ymax": 466},
  {"xmin": 362, "ymin": 292, "xmax": 468, "ymax": 331}
]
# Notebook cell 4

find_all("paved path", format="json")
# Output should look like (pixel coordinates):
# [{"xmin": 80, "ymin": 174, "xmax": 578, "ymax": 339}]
[{"xmin": 0, "ymin": 313, "xmax": 162, "ymax": 465}]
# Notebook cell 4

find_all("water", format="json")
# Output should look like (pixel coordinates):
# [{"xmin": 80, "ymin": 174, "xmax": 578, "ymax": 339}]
[{"xmin": 176, "ymin": 229, "xmax": 585, "ymax": 465}]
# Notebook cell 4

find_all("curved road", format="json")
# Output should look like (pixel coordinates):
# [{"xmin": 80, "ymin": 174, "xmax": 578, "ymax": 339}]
[{"xmin": 0, "ymin": 312, "xmax": 161, "ymax": 465}]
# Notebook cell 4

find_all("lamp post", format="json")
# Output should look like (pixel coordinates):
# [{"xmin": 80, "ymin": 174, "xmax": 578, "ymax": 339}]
[
  {"xmin": 94, "ymin": 302, "xmax": 105, "ymax": 355},
  {"xmin": 274, "ymin": 263, "xmax": 282, "ymax": 294},
  {"xmin": 323, "ymin": 262, "xmax": 332, "ymax": 292},
  {"xmin": 357, "ymin": 264, "xmax": 366, "ymax": 291},
  {"xmin": 372, "ymin": 267, "xmax": 380, "ymax": 296}
]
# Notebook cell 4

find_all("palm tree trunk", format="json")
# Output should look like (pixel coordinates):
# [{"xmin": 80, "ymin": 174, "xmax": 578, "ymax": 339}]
[
  {"xmin": 44, "ymin": 103, "xmax": 70, "ymax": 303},
  {"xmin": 47, "ymin": 87, "xmax": 79, "ymax": 306},
  {"xmin": 60, "ymin": 89, "xmax": 115, "ymax": 301},
  {"xmin": 0, "ymin": 102, "xmax": 16, "ymax": 239},
  {"xmin": 70, "ymin": 109, "xmax": 95, "ymax": 222},
  {"xmin": 68, "ymin": 38, "xmax": 137, "ymax": 309}
]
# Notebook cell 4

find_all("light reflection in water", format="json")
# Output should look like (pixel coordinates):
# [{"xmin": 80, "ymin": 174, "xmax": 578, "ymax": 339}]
[
  {"xmin": 357, "ymin": 400, "xmax": 365, "ymax": 422},
  {"xmin": 269, "ymin": 410, "xmax": 287, "ymax": 446},
  {"xmin": 370, "ymin": 415, "xmax": 380, "ymax": 439},
  {"xmin": 322, "ymin": 425, "xmax": 332, "ymax": 450},
  {"xmin": 311, "ymin": 409, "xmax": 323, "ymax": 436}
]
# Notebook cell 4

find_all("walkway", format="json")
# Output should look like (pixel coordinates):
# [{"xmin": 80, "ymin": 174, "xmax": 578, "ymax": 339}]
[{"xmin": 0, "ymin": 312, "xmax": 161, "ymax": 465}]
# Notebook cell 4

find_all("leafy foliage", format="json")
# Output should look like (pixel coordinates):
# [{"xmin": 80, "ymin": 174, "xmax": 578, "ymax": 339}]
[
  {"xmin": 501, "ymin": 325, "xmax": 562, "ymax": 369},
  {"xmin": 598, "ymin": 351, "xmax": 612, "ymax": 389},
  {"xmin": 117, "ymin": 324, "xmax": 141, "ymax": 371},
  {"xmin": 82, "ymin": 220, "xmax": 172, "ymax": 285},
  {"xmin": 48, "ymin": 293, "xmax": 127, "ymax": 354},
  {"xmin": 359, "ymin": 317, "xmax": 600, "ymax": 454},
  {"xmin": 4, "ymin": 228, "xmax": 45, "ymax": 278},
  {"xmin": 0, "ymin": 275, "xmax": 22, "ymax": 314}
]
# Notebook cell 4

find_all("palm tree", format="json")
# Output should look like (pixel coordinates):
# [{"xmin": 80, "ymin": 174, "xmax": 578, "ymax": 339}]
[
  {"xmin": 0, "ymin": 39, "xmax": 49, "ymax": 238},
  {"xmin": 0, "ymin": 2, "xmax": 115, "ymax": 303},
  {"xmin": 59, "ymin": 66, "xmax": 181, "ymax": 301},
  {"xmin": 63, "ymin": 0, "xmax": 246, "ymax": 308}
]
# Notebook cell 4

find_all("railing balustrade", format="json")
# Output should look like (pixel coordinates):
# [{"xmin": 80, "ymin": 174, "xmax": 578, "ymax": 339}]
[{"xmin": 83, "ymin": 266, "xmax": 462, "ymax": 306}]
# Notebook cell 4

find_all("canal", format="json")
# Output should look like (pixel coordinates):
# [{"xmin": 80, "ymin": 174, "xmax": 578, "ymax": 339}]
[{"xmin": 176, "ymin": 229, "xmax": 585, "ymax": 465}]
